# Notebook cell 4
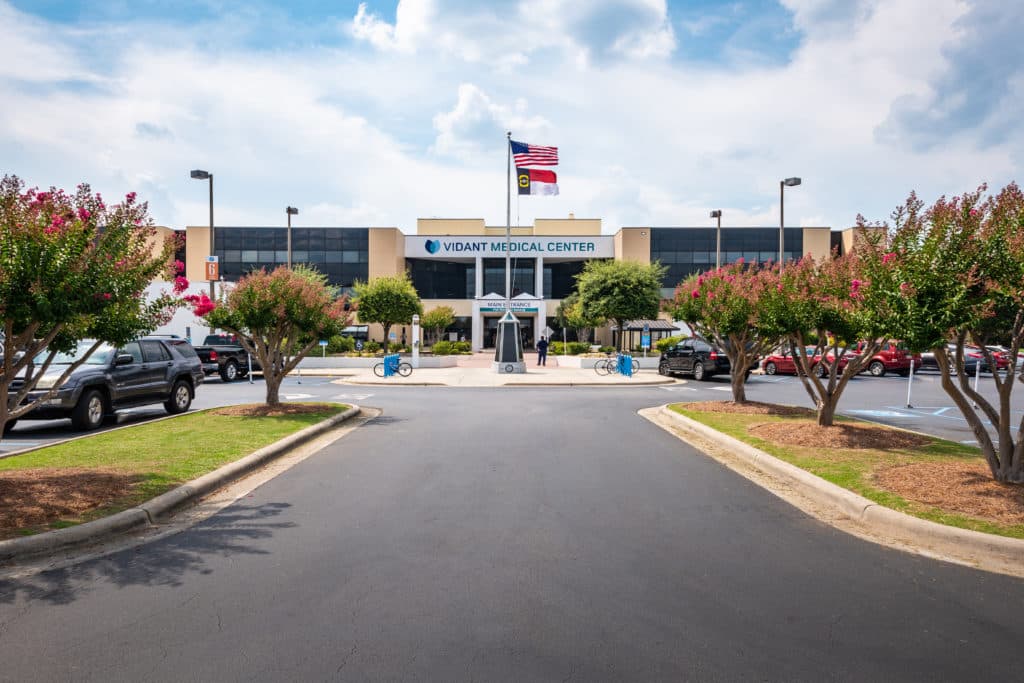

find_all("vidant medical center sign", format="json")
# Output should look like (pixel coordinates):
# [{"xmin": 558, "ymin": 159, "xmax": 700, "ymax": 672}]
[{"xmin": 406, "ymin": 236, "xmax": 614, "ymax": 258}]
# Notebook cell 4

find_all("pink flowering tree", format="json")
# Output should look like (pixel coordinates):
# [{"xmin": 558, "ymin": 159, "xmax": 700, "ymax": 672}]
[
  {"xmin": 876, "ymin": 184, "xmax": 1024, "ymax": 483},
  {"xmin": 758, "ymin": 249, "xmax": 898, "ymax": 426},
  {"xmin": 668, "ymin": 260, "xmax": 786, "ymax": 403},
  {"xmin": 202, "ymin": 266, "xmax": 351, "ymax": 406},
  {"xmin": 0, "ymin": 175, "xmax": 181, "ymax": 437}
]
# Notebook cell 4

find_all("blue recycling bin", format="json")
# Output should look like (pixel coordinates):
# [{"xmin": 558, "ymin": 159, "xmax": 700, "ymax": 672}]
[
  {"xmin": 383, "ymin": 353, "xmax": 400, "ymax": 377},
  {"xmin": 618, "ymin": 353, "xmax": 634, "ymax": 377}
]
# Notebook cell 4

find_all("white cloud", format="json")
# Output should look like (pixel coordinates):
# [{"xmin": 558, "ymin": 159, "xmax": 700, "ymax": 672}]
[{"xmin": 0, "ymin": 0, "xmax": 1019, "ymax": 241}]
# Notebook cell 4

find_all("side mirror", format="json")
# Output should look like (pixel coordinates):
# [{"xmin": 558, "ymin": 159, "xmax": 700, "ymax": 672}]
[{"xmin": 115, "ymin": 354, "xmax": 134, "ymax": 366}]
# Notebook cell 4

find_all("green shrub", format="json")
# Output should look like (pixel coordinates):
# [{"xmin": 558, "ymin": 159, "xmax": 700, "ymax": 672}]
[
  {"xmin": 327, "ymin": 335, "xmax": 355, "ymax": 354},
  {"xmin": 550, "ymin": 341, "xmax": 591, "ymax": 355},
  {"xmin": 656, "ymin": 335, "xmax": 687, "ymax": 352},
  {"xmin": 453, "ymin": 341, "xmax": 472, "ymax": 353},
  {"xmin": 599, "ymin": 345, "xmax": 615, "ymax": 353},
  {"xmin": 432, "ymin": 340, "xmax": 455, "ymax": 355},
  {"xmin": 363, "ymin": 340, "xmax": 380, "ymax": 354}
]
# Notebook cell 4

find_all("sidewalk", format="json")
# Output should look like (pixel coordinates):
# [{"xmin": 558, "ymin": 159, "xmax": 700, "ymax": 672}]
[{"xmin": 295, "ymin": 352, "xmax": 677, "ymax": 387}]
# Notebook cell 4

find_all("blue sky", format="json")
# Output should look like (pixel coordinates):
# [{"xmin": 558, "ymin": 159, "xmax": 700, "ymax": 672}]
[{"xmin": 2, "ymin": 0, "xmax": 1021, "ymax": 235}]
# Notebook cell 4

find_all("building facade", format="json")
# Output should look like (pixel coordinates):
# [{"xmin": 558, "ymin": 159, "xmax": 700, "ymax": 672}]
[{"xmin": 182, "ymin": 219, "xmax": 843, "ymax": 350}]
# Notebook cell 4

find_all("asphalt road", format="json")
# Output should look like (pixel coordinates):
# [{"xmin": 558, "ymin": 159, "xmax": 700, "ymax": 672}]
[
  {"xmin": 3, "ymin": 367, "xmax": 1019, "ymax": 453},
  {"xmin": 1, "ymin": 383, "xmax": 1023, "ymax": 680}
]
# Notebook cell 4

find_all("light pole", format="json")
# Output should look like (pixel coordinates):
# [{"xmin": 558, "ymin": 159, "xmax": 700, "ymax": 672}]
[
  {"xmin": 286, "ymin": 206, "xmax": 299, "ymax": 268},
  {"xmin": 190, "ymin": 169, "xmax": 215, "ymax": 298},
  {"xmin": 779, "ymin": 177, "xmax": 801, "ymax": 270},
  {"xmin": 710, "ymin": 210, "xmax": 722, "ymax": 269}
]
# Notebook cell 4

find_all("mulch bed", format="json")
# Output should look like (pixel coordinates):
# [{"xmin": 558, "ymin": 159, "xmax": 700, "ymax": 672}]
[
  {"xmin": 875, "ymin": 461, "xmax": 1024, "ymax": 526},
  {"xmin": 748, "ymin": 421, "xmax": 932, "ymax": 450},
  {"xmin": 210, "ymin": 403, "xmax": 331, "ymax": 418},
  {"xmin": 0, "ymin": 468, "xmax": 138, "ymax": 537},
  {"xmin": 676, "ymin": 401, "xmax": 815, "ymax": 417}
]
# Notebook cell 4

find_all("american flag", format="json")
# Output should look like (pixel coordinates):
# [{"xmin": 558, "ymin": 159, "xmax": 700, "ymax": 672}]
[{"xmin": 510, "ymin": 139, "xmax": 558, "ymax": 166}]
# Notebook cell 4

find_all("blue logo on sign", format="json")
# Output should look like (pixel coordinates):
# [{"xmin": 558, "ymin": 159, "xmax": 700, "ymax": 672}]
[{"xmin": 425, "ymin": 239, "xmax": 441, "ymax": 254}]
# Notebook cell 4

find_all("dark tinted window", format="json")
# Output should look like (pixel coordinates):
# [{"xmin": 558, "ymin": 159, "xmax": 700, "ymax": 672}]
[
  {"xmin": 166, "ymin": 340, "xmax": 198, "ymax": 358},
  {"xmin": 141, "ymin": 340, "xmax": 171, "ymax": 362},
  {"xmin": 121, "ymin": 342, "xmax": 143, "ymax": 363}
]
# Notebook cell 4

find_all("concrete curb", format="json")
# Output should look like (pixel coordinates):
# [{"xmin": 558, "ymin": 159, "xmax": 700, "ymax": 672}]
[
  {"xmin": 658, "ymin": 405, "xmax": 1024, "ymax": 570},
  {"xmin": 0, "ymin": 405, "xmax": 361, "ymax": 563}
]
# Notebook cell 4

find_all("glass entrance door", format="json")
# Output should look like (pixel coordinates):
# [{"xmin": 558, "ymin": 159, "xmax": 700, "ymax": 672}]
[{"xmin": 483, "ymin": 315, "xmax": 533, "ymax": 348}]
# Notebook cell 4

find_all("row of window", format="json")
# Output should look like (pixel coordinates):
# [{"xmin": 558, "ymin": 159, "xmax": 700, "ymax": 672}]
[
  {"xmin": 407, "ymin": 259, "xmax": 586, "ymax": 299},
  {"xmin": 216, "ymin": 250, "xmax": 368, "ymax": 264},
  {"xmin": 650, "ymin": 227, "xmax": 803, "ymax": 252},
  {"xmin": 214, "ymin": 227, "xmax": 369, "ymax": 251}
]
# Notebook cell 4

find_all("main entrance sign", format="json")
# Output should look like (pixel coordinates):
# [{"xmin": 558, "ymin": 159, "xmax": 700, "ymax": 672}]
[{"xmin": 407, "ymin": 236, "xmax": 614, "ymax": 258}]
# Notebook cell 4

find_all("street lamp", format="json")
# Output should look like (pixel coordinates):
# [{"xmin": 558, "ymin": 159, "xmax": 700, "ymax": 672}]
[
  {"xmin": 286, "ymin": 206, "xmax": 299, "ymax": 268},
  {"xmin": 779, "ymin": 177, "xmax": 801, "ymax": 270},
  {"xmin": 190, "ymin": 169, "xmax": 215, "ymax": 298},
  {"xmin": 710, "ymin": 210, "xmax": 722, "ymax": 269}
]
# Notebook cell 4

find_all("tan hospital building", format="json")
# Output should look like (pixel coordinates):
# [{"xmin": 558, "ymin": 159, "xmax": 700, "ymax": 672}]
[{"xmin": 179, "ymin": 217, "xmax": 855, "ymax": 350}]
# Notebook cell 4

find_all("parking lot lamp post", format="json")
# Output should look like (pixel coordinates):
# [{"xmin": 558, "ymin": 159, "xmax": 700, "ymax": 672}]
[
  {"xmin": 779, "ymin": 177, "xmax": 801, "ymax": 271},
  {"xmin": 190, "ymin": 169, "xmax": 215, "ymax": 298},
  {"xmin": 286, "ymin": 206, "xmax": 299, "ymax": 268},
  {"xmin": 710, "ymin": 210, "xmax": 722, "ymax": 269}
]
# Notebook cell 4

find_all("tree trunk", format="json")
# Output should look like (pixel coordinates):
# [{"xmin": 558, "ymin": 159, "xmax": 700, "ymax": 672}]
[
  {"xmin": 730, "ymin": 369, "xmax": 747, "ymax": 403},
  {"xmin": 382, "ymin": 323, "xmax": 391, "ymax": 354},
  {"xmin": 265, "ymin": 374, "xmax": 282, "ymax": 407},
  {"xmin": 817, "ymin": 399, "xmax": 837, "ymax": 427}
]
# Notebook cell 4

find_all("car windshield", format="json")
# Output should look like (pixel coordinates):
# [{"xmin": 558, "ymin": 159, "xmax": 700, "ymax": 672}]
[{"xmin": 36, "ymin": 342, "xmax": 116, "ymax": 365}]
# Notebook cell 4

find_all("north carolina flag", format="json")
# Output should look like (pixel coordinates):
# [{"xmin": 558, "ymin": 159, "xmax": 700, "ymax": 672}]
[{"xmin": 517, "ymin": 168, "xmax": 559, "ymax": 196}]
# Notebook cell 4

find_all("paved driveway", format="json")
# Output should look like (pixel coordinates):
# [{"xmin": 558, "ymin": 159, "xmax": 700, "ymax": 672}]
[{"xmin": 1, "ymin": 388, "xmax": 1022, "ymax": 681}]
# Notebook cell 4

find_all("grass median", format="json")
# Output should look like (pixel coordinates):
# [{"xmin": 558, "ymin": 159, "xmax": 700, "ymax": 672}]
[
  {"xmin": 669, "ymin": 402, "xmax": 1024, "ymax": 540},
  {"xmin": 0, "ymin": 403, "xmax": 348, "ymax": 539}
]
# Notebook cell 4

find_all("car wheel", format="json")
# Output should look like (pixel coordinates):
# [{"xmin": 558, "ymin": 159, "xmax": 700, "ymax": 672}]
[
  {"xmin": 2, "ymin": 419, "xmax": 17, "ymax": 434},
  {"xmin": 164, "ymin": 380, "xmax": 192, "ymax": 415},
  {"xmin": 815, "ymin": 363, "xmax": 828, "ymax": 378},
  {"xmin": 868, "ymin": 360, "xmax": 886, "ymax": 377},
  {"xmin": 658, "ymin": 361, "xmax": 671, "ymax": 376},
  {"xmin": 693, "ymin": 362, "xmax": 707, "ymax": 381},
  {"xmin": 71, "ymin": 389, "xmax": 106, "ymax": 431},
  {"xmin": 219, "ymin": 360, "xmax": 239, "ymax": 382},
  {"xmin": 764, "ymin": 362, "xmax": 777, "ymax": 375}
]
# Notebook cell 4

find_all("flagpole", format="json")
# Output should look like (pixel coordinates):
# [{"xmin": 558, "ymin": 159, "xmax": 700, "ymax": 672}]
[{"xmin": 506, "ymin": 131, "xmax": 511, "ymax": 312}]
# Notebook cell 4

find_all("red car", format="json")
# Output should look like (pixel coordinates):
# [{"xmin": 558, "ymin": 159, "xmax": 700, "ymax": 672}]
[
  {"xmin": 762, "ymin": 347, "xmax": 839, "ymax": 376},
  {"xmin": 853, "ymin": 341, "xmax": 922, "ymax": 377}
]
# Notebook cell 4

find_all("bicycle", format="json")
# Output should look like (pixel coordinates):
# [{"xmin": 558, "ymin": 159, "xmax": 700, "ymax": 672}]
[
  {"xmin": 373, "ymin": 359, "xmax": 413, "ymax": 377},
  {"xmin": 593, "ymin": 354, "xmax": 640, "ymax": 376}
]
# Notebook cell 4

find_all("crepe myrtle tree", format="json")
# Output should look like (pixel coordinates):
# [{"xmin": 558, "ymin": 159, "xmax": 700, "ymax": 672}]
[
  {"xmin": 554, "ymin": 292, "xmax": 604, "ymax": 345},
  {"xmin": 575, "ymin": 259, "xmax": 665, "ymax": 351},
  {"xmin": 419, "ymin": 305, "xmax": 455, "ymax": 345},
  {"xmin": 877, "ymin": 184, "xmax": 1024, "ymax": 483},
  {"xmin": 0, "ymin": 175, "xmax": 180, "ymax": 437},
  {"xmin": 669, "ymin": 260, "xmax": 785, "ymax": 403},
  {"xmin": 202, "ymin": 266, "xmax": 350, "ymax": 406},
  {"xmin": 352, "ymin": 273, "xmax": 423, "ymax": 354},
  {"xmin": 757, "ymin": 248, "xmax": 899, "ymax": 426}
]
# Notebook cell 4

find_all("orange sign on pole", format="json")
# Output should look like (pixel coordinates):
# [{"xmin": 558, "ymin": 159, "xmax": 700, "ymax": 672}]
[{"xmin": 205, "ymin": 256, "xmax": 219, "ymax": 281}]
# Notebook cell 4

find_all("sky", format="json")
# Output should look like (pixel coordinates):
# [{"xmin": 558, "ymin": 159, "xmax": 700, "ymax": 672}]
[{"xmin": 2, "ymin": 0, "xmax": 1021, "ymax": 235}]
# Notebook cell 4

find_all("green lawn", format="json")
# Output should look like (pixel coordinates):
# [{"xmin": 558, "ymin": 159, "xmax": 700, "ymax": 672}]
[
  {"xmin": 1, "ymin": 404, "xmax": 348, "ymax": 534},
  {"xmin": 669, "ymin": 405, "xmax": 1024, "ymax": 540}
]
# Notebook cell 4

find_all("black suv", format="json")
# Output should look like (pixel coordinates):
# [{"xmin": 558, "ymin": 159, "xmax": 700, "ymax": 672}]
[
  {"xmin": 11, "ymin": 336, "xmax": 204, "ymax": 431},
  {"xmin": 658, "ymin": 338, "xmax": 734, "ymax": 380}
]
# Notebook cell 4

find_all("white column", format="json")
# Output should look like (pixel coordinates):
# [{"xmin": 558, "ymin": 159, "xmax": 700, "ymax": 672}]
[
  {"xmin": 474, "ymin": 255, "xmax": 483, "ymax": 298},
  {"xmin": 471, "ymin": 299, "xmax": 482, "ymax": 352},
  {"xmin": 535, "ymin": 256, "xmax": 544, "ymax": 299}
]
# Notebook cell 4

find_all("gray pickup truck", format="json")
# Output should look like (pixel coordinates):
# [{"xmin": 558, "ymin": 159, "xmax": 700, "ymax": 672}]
[
  {"xmin": 11, "ymin": 336, "xmax": 204, "ymax": 431},
  {"xmin": 193, "ymin": 334, "xmax": 260, "ymax": 382}
]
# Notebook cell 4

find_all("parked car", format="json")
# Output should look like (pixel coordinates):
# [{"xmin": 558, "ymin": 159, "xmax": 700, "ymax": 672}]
[
  {"xmin": 194, "ymin": 333, "xmax": 260, "ymax": 382},
  {"xmin": 9, "ymin": 336, "xmax": 203, "ymax": 431},
  {"xmin": 659, "ymin": 339, "xmax": 756, "ymax": 380},
  {"xmin": 761, "ymin": 346, "xmax": 845, "ymax": 376},
  {"xmin": 851, "ymin": 341, "xmax": 921, "ymax": 377},
  {"xmin": 920, "ymin": 344, "xmax": 1007, "ymax": 375}
]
